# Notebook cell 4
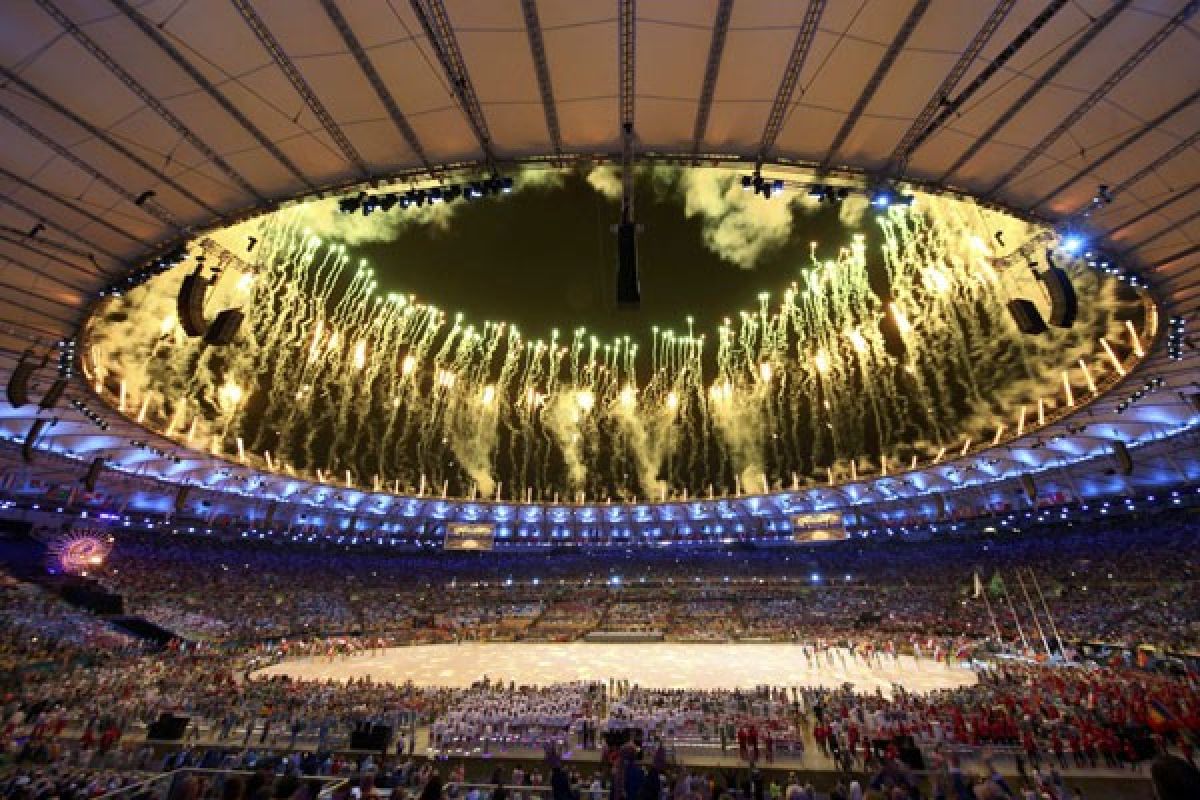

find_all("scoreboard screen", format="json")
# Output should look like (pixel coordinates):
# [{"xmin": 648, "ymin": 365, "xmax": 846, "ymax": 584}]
[
  {"xmin": 444, "ymin": 522, "xmax": 496, "ymax": 551},
  {"xmin": 790, "ymin": 512, "xmax": 847, "ymax": 543}
]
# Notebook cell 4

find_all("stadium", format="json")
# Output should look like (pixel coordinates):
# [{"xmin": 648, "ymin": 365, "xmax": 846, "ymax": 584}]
[{"xmin": 0, "ymin": 1, "xmax": 1198, "ymax": 799}]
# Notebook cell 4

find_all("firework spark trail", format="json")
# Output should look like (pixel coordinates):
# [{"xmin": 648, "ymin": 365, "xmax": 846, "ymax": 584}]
[{"xmin": 85, "ymin": 170, "xmax": 1143, "ymax": 503}]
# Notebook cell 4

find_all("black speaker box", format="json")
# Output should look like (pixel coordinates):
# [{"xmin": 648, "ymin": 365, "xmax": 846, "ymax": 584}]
[
  {"xmin": 1112, "ymin": 441, "xmax": 1133, "ymax": 475},
  {"xmin": 1020, "ymin": 474, "xmax": 1037, "ymax": 503},
  {"xmin": 616, "ymin": 222, "xmax": 640, "ymax": 308},
  {"xmin": 177, "ymin": 274, "xmax": 210, "ymax": 337},
  {"xmin": 82, "ymin": 457, "xmax": 103, "ymax": 492},
  {"xmin": 204, "ymin": 308, "xmax": 244, "ymax": 346},
  {"xmin": 350, "ymin": 725, "xmax": 391, "ymax": 751},
  {"xmin": 38, "ymin": 378, "xmax": 67, "ymax": 410},
  {"xmin": 6, "ymin": 359, "xmax": 35, "ymax": 407},
  {"xmin": 22, "ymin": 419, "xmax": 47, "ymax": 464},
  {"xmin": 174, "ymin": 485, "xmax": 191, "ymax": 514},
  {"xmin": 148, "ymin": 714, "xmax": 189, "ymax": 741},
  {"xmin": 1007, "ymin": 298, "xmax": 1048, "ymax": 335},
  {"xmin": 1040, "ymin": 267, "xmax": 1078, "ymax": 328}
]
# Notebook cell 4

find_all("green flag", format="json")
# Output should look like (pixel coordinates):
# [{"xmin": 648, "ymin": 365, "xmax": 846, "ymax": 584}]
[{"xmin": 989, "ymin": 572, "xmax": 1006, "ymax": 597}]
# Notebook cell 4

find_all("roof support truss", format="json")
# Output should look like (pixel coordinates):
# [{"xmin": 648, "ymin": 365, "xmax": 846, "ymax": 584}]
[
  {"xmin": 984, "ymin": 1, "xmax": 1198, "ymax": 197},
  {"xmin": 1123, "ymin": 205, "xmax": 1200, "ymax": 255},
  {"xmin": 938, "ymin": 0, "xmax": 1133, "ymax": 184},
  {"xmin": 1105, "ymin": 183, "xmax": 1200, "ymax": 240},
  {"xmin": 410, "ymin": 0, "xmax": 496, "ymax": 167},
  {"xmin": 230, "ymin": 0, "xmax": 370, "ymax": 180},
  {"xmin": 0, "ymin": 165, "xmax": 145, "ymax": 250},
  {"xmin": 34, "ymin": 0, "xmax": 265, "ymax": 203},
  {"xmin": 520, "ymin": 0, "xmax": 564, "ymax": 164},
  {"xmin": 0, "ymin": 103, "xmax": 181, "ymax": 230},
  {"xmin": 900, "ymin": 0, "xmax": 1067, "ymax": 167},
  {"xmin": 0, "ymin": 65, "xmax": 220, "ymax": 217},
  {"xmin": 887, "ymin": 0, "xmax": 1018, "ymax": 173},
  {"xmin": 619, "ymin": 0, "xmax": 636, "ymax": 133},
  {"xmin": 1030, "ymin": 88, "xmax": 1199, "ymax": 212},
  {"xmin": 822, "ymin": 0, "xmax": 931, "ymax": 170},
  {"xmin": 109, "ymin": 0, "xmax": 314, "ymax": 192},
  {"xmin": 0, "ymin": 192, "xmax": 125, "ymax": 267},
  {"xmin": 319, "ymin": 0, "xmax": 433, "ymax": 174},
  {"xmin": 690, "ymin": 0, "xmax": 734, "ymax": 162},
  {"xmin": 758, "ymin": 0, "xmax": 825, "ymax": 163}
]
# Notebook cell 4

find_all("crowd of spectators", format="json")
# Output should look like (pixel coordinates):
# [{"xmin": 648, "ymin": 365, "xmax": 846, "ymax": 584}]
[
  {"xmin": 2, "ymin": 511, "xmax": 1199, "ymax": 799},
  {"xmin": 84, "ymin": 515, "xmax": 1198, "ymax": 653}
]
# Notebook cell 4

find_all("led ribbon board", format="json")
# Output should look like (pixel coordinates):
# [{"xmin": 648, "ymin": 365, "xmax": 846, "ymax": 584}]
[
  {"xmin": 445, "ymin": 522, "xmax": 496, "ymax": 551},
  {"xmin": 791, "ymin": 512, "xmax": 846, "ymax": 543}
]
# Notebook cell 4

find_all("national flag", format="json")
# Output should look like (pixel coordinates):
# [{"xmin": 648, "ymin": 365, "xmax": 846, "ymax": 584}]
[
  {"xmin": 989, "ymin": 572, "xmax": 1006, "ymax": 597},
  {"xmin": 1146, "ymin": 699, "xmax": 1176, "ymax": 731}
]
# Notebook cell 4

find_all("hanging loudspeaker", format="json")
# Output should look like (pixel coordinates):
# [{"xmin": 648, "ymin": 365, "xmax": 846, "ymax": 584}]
[
  {"xmin": 1007, "ymin": 299, "xmax": 1048, "ymax": 335},
  {"xmin": 82, "ymin": 457, "xmax": 104, "ymax": 492},
  {"xmin": 203, "ymin": 308, "xmax": 244, "ymax": 346},
  {"xmin": 1019, "ymin": 474, "xmax": 1037, "ymax": 503},
  {"xmin": 38, "ymin": 378, "xmax": 68, "ymax": 410},
  {"xmin": 934, "ymin": 494, "xmax": 946, "ymax": 521},
  {"xmin": 22, "ymin": 418, "xmax": 48, "ymax": 464},
  {"xmin": 615, "ymin": 222, "xmax": 640, "ymax": 308},
  {"xmin": 1039, "ymin": 266, "xmax": 1078, "ymax": 328},
  {"xmin": 6, "ymin": 353, "xmax": 36, "ymax": 407},
  {"xmin": 177, "ymin": 273, "xmax": 210, "ymax": 337},
  {"xmin": 1111, "ymin": 441, "xmax": 1133, "ymax": 476},
  {"xmin": 174, "ymin": 485, "xmax": 191, "ymax": 514}
]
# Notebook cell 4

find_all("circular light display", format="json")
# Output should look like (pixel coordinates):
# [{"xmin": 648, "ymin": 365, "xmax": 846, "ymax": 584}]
[
  {"xmin": 48, "ymin": 530, "xmax": 113, "ymax": 575},
  {"xmin": 83, "ymin": 166, "xmax": 1148, "ymax": 502}
]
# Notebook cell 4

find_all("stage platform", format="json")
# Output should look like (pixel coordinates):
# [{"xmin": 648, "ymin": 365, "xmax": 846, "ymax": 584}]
[{"xmin": 254, "ymin": 642, "xmax": 978, "ymax": 692}]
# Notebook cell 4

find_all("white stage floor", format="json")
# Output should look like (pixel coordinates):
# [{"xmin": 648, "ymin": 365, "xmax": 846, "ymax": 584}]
[{"xmin": 255, "ymin": 643, "xmax": 978, "ymax": 693}]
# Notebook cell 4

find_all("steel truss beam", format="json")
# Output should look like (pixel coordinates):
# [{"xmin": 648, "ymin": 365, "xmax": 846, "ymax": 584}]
[
  {"xmin": 1030, "ymin": 89, "xmax": 1200, "ymax": 211},
  {"xmin": 520, "ymin": 0, "xmax": 563, "ymax": 164},
  {"xmin": 34, "ymin": 0, "xmax": 265, "ymax": 203},
  {"xmin": 0, "ymin": 165, "xmax": 145, "ymax": 250},
  {"xmin": 319, "ymin": 0, "xmax": 432, "ymax": 174},
  {"xmin": 410, "ymin": 0, "xmax": 496, "ymax": 166},
  {"xmin": 690, "ymin": 0, "xmax": 734, "ymax": 162},
  {"xmin": 822, "ymin": 0, "xmax": 931, "ymax": 170},
  {"xmin": 1122, "ymin": 204, "xmax": 1200, "ymax": 255},
  {"xmin": 900, "ymin": 0, "xmax": 1067, "ymax": 166},
  {"xmin": 0, "ymin": 103, "xmax": 181, "ymax": 230},
  {"xmin": 0, "ymin": 193, "xmax": 123, "ymax": 267},
  {"xmin": 1106, "ymin": 184, "xmax": 1200, "ymax": 241},
  {"xmin": 230, "ymin": 0, "xmax": 370, "ymax": 179},
  {"xmin": 619, "ymin": 0, "xmax": 636, "ymax": 131},
  {"xmin": 938, "ymin": 0, "xmax": 1132, "ymax": 184},
  {"xmin": 758, "ymin": 0, "xmax": 825, "ymax": 162},
  {"xmin": 108, "ymin": 0, "xmax": 314, "ymax": 191},
  {"xmin": 0, "ymin": 235, "xmax": 95, "ymax": 292},
  {"xmin": 1151, "ymin": 242, "xmax": 1200, "ymax": 269},
  {"xmin": 985, "ymin": 1, "xmax": 1197, "ymax": 197},
  {"xmin": 0, "ymin": 65, "xmax": 219, "ymax": 217}
]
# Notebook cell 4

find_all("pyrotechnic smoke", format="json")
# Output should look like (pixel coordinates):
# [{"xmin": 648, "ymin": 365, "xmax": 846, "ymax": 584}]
[
  {"xmin": 83, "ymin": 168, "xmax": 1144, "ymax": 502},
  {"xmin": 588, "ymin": 166, "xmax": 796, "ymax": 269}
]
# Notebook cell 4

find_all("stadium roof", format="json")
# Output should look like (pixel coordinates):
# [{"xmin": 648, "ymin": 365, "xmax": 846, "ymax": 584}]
[{"xmin": 1, "ymin": 0, "xmax": 1198, "ymax": 536}]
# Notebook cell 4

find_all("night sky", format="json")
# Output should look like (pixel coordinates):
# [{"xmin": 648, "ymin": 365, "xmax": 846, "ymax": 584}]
[{"xmin": 357, "ymin": 169, "xmax": 861, "ymax": 345}]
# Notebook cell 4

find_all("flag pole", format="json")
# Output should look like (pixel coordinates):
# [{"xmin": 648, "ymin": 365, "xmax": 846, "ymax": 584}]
[
  {"xmin": 1027, "ymin": 567, "xmax": 1066, "ymax": 658},
  {"xmin": 976, "ymin": 572, "xmax": 1002, "ymax": 642},
  {"xmin": 999, "ymin": 573, "xmax": 1031, "ymax": 655},
  {"xmin": 1015, "ymin": 568, "xmax": 1052, "ymax": 657}
]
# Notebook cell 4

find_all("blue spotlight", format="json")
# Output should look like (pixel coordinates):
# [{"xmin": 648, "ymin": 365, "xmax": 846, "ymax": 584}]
[{"xmin": 1060, "ymin": 234, "xmax": 1085, "ymax": 255}]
